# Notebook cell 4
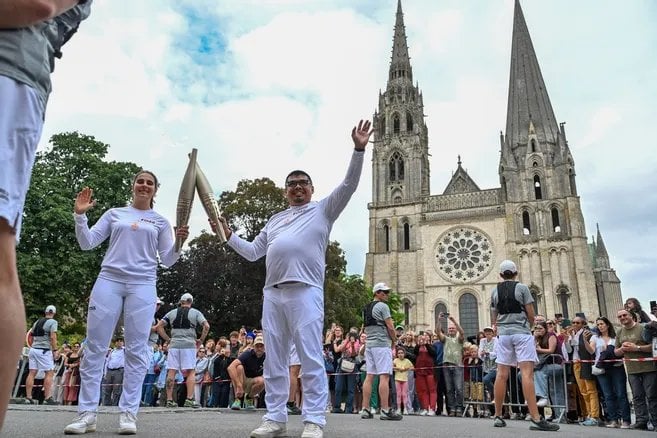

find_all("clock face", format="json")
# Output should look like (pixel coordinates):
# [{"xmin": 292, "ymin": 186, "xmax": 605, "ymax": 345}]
[{"xmin": 434, "ymin": 227, "xmax": 494, "ymax": 283}]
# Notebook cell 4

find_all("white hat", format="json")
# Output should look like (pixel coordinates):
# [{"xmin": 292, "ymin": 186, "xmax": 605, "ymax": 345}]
[
  {"xmin": 180, "ymin": 293, "xmax": 193, "ymax": 303},
  {"xmin": 373, "ymin": 282, "xmax": 392, "ymax": 293},
  {"xmin": 499, "ymin": 260, "xmax": 517, "ymax": 274},
  {"xmin": 156, "ymin": 297, "xmax": 164, "ymax": 305},
  {"xmin": 45, "ymin": 305, "xmax": 56, "ymax": 314}
]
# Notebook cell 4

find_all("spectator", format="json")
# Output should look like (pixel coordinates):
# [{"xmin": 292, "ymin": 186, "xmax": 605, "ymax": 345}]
[
  {"xmin": 287, "ymin": 345, "xmax": 303, "ymax": 415},
  {"xmin": 401, "ymin": 332, "xmax": 419, "ymax": 415},
  {"xmin": 436, "ymin": 314, "xmax": 465, "ymax": 416},
  {"xmin": 479, "ymin": 326, "xmax": 497, "ymax": 417},
  {"xmin": 102, "ymin": 337, "xmax": 125, "ymax": 406},
  {"xmin": 588, "ymin": 317, "xmax": 630, "ymax": 428},
  {"xmin": 532, "ymin": 322, "xmax": 565, "ymax": 420},
  {"xmin": 154, "ymin": 342, "xmax": 169, "ymax": 407},
  {"xmin": 228, "ymin": 335, "xmax": 266, "ymax": 410},
  {"xmin": 211, "ymin": 347, "xmax": 232, "ymax": 408},
  {"xmin": 463, "ymin": 343, "xmax": 483, "ymax": 417},
  {"xmin": 614, "ymin": 308, "xmax": 657, "ymax": 430},
  {"xmin": 228, "ymin": 331, "xmax": 242, "ymax": 359},
  {"xmin": 63, "ymin": 343, "xmax": 81, "ymax": 406},
  {"xmin": 142, "ymin": 344, "xmax": 162, "ymax": 407},
  {"xmin": 625, "ymin": 298, "xmax": 655, "ymax": 323},
  {"xmin": 393, "ymin": 347, "xmax": 413, "ymax": 415},
  {"xmin": 326, "ymin": 324, "xmax": 344, "ymax": 411},
  {"xmin": 52, "ymin": 345, "xmax": 70, "ymax": 404},
  {"xmin": 413, "ymin": 334, "xmax": 437, "ymax": 416},
  {"xmin": 333, "ymin": 331, "xmax": 359, "ymax": 414},
  {"xmin": 568, "ymin": 316, "xmax": 599, "ymax": 426},
  {"xmin": 193, "ymin": 347, "xmax": 209, "ymax": 406}
]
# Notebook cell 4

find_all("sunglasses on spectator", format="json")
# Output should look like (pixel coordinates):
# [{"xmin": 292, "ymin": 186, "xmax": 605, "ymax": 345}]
[{"xmin": 546, "ymin": 322, "xmax": 554, "ymax": 325}]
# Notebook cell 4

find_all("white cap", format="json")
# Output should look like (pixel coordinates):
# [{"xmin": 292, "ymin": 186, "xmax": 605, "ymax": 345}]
[
  {"xmin": 156, "ymin": 297, "xmax": 164, "ymax": 305},
  {"xmin": 373, "ymin": 282, "xmax": 392, "ymax": 293},
  {"xmin": 499, "ymin": 260, "xmax": 517, "ymax": 274},
  {"xmin": 180, "ymin": 293, "xmax": 193, "ymax": 303},
  {"xmin": 45, "ymin": 305, "xmax": 56, "ymax": 314}
]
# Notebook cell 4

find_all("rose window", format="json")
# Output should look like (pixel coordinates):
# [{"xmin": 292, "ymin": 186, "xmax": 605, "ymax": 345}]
[{"xmin": 435, "ymin": 227, "xmax": 494, "ymax": 283}]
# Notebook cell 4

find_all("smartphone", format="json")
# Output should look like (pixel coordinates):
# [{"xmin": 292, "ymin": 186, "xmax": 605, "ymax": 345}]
[
  {"xmin": 575, "ymin": 312, "xmax": 585, "ymax": 319},
  {"xmin": 554, "ymin": 313, "xmax": 563, "ymax": 319},
  {"xmin": 651, "ymin": 301, "xmax": 657, "ymax": 310}
]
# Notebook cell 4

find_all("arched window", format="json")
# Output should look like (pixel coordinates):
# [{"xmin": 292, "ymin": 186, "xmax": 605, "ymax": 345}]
[
  {"xmin": 389, "ymin": 152, "xmax": 404, "ymax": 182},
  {"xmin": 551, "ymin": 208, "xmax": 561, "ymax": 232},
  {"xmin": 534, "ymin": 175, "xmax": 542, "ymax": 199},
  {"xmin": 522, "ymin": 211, "xmax": 531, "ymax": 235},
  {"xmin": 403, "ymin": 301, "xmax": 410, "ymax": 326},
  {"xmin": 459, "ymin": 293, "xmax": 479, "ymax": 338},
  {"xmin": 379, "ymin": 116, "xmax": 386, "ymax": 137},
  {"xmin": 384, "ymin": 224, "xmax": 390, "ymax": 252},
  {"xmin": 393, "ymin": 114, "xmax": 400, "ymax": 134},
  {"xmin": 501, "ymin": 176, "xmax": 507, "ymax": 200},
  {"xmin": 435, "ymin": 303, "xmax": 448, "ymax": 333},
  {"xmin": 403, "ymin": 223, "xmax": 410, "ymax": 250},
  {"xmin": 406, "ymin": 112, "xmax": 414, "ymax": 132},
  {"xmin": 531, "ymin": 139, "xmax": 537, "ymax": 152}
]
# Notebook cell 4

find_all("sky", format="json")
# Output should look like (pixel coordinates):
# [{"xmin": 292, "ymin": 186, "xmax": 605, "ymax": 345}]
[{"xmin": 42, "ymin": 0, "xmax": 657, "ymax": 310}]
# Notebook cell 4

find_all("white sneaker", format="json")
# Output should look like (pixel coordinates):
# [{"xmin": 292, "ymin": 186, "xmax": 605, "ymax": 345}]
[
  {"xmin": 118, "ymin": 411, "xmax": 137, "ymax": 435},
  {"xmin": 250, "ymin": 420, "xmax": 287, "ymax": 438},
  {"xmin": 427, "ymin": 410, "xmax": 436, "ymax": 416},
  {"xmin": 301, "ymin": 422, "xmax": 323, "ymax": 438},
  {"xmin": 64, "ymin": 411, "xmax": 97, "ymax": 434},
  {"xmin": 537, "ymin": 398, "xmax": 549, "ymax": 408},
  {"xmin": 401, "ymin": 409, "xmax": 407, "ymax": 415},
  {"xmin": 419, "ymin": 409, "xmax": 428, "ymax": 416}
]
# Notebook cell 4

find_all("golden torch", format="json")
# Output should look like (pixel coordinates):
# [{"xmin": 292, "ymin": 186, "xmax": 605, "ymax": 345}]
[
  {"xmin": 194, "ymin": 161, "xmax": 227, "ymax": 244},
  {"xmin": 175, "ymin": 148, "xmax": 197, "ymax": 252}
]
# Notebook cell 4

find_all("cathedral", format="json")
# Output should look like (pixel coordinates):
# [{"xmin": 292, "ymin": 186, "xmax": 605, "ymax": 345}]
[{"xmin": 364, "ymin": 0, "xmax": 623, "ymax": 337}]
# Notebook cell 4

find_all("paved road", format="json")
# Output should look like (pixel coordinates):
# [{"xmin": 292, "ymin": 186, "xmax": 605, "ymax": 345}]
[{"xmin": 2, "ymin": 406, "xmax": 651, "ymax": 438}]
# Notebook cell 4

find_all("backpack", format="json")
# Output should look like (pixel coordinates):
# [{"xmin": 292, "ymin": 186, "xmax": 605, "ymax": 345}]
[
  {"xmin": 495, "ymin": 281, "xmax": 522, "ymax": 314},
  {"xmin": 363, "ymin": 301, "xmax": 385, "ymax": 328},
  {"xmin": 172, "ymin": 307, "xmax": 192, "ymax": 329},
  {"xmin": 32, "ymin": 318, "xmax": 48, "ymax": 337}
]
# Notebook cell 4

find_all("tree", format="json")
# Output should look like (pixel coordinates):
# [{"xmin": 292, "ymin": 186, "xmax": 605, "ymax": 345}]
[{"xmin": 18, "ymin": 132, "xmax": 140, "ymax": 334}]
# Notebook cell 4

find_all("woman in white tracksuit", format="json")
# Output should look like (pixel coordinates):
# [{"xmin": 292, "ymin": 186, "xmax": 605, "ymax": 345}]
[{"xmin": 64, "ymin": 170, "xmax": 187, "ymax": 435}]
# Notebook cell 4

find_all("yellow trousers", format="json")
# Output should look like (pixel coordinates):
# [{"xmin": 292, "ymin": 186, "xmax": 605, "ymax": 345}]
[{"xmin": 573, "ymin": 362, "xmax": 600, "ymax": 418}]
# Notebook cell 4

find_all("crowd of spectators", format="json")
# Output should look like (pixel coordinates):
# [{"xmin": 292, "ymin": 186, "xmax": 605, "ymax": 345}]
[{"xmin": 13, "ymin": 297, "xmax": 657, "ymax": 431}]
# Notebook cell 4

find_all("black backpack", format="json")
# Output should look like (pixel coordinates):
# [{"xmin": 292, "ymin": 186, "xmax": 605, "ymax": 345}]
[
  {"xmin": 172, "ymin": 307, "xmax": 192, "ymax": 329},
  {"xmin": 32, "ymin": 318, "xmax": 48, "ymax": 337},
  {"xmin": 496, "ymin": 281, "xmax": 522, "ymax": 314}
]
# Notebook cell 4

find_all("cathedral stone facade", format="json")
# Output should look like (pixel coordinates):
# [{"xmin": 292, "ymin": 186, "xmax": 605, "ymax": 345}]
[{"xmin": 364, "ymin": 0, "xmax": 623, "ymax": 337}]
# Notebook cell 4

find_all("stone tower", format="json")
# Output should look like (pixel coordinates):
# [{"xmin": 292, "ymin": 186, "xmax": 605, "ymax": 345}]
[
  {"xmin": 590, "ymin": 224, "xmax": 623, "ymax": 318},
  {"xmin": 499, "ymin": 0, "xmax": 599, "ymax": 320}
]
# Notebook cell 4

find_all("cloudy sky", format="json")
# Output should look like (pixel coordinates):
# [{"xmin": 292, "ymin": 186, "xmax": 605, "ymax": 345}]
[{"xmin": 43, "ymin": 0, "xmax": 656, "ymax": 309}]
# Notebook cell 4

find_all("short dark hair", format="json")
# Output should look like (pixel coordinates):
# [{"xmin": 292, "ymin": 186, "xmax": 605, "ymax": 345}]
[
  {"xmin": 500, "ymin": 271, "xmax": 516, "ymax": 280},
  {"xmin": 285, "ymin": 170, "xmax": 312, "ymax": 185}
]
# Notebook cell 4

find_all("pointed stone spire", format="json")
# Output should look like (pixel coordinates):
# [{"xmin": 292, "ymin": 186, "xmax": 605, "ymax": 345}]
[
  {"xmin": 505, "ymin": 0, "xmax": 559, "ymax": 149},
  {"xmin": 389, "ymin": 0, "xmax": 413, "ymax": 84},
  {"xmin": 595, "ymin": 223, "xmax": 611, "ymax": 269}
]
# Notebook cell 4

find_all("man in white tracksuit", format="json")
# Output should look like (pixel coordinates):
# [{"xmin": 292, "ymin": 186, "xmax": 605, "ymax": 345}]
[{"xmin": 216, "ymin": 120, "xmax": 373, "ymax": 438}]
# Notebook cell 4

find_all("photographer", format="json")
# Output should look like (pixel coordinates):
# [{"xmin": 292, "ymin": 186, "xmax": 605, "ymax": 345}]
[
  {"xmin": 333, "ymin": 331, "xmax": 360, "ymax": 413},
  {"xmin": 436, "ymin": 312, "xmax": 464, "ymax": 416}
]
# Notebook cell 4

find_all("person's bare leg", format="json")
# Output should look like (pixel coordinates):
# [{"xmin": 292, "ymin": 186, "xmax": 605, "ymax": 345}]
[
  {"xmin": 288, "ymin": 365, "xmax": 300, "ymax": 405},
  {"xmin": 43, "ymin": 371, "xmax": 54, "ymax": 399},
  {"xmin": 24, "ymin": 370, "xmax": 36, "ymax": 400},
  {"xmin": 185, "ymin": 371, "xmax": 195, "ymax": 399},
  {"xmin": 165, "ymin": 369, "xmax": 177, "ymax": 401},
  {"xmin": 379, "ymin": 374, "xmax": 390, "ymax": 411},
  {"xmin": 0, "ymin": 221, "xmax": 26, "ymax": 428},
  {"xmin": 493, "ymin": 365, "xmax": 509, "ymax": 417},
  {"xmin": 518, "ymin": 362, "xmax": 540, "ymax": 420}
]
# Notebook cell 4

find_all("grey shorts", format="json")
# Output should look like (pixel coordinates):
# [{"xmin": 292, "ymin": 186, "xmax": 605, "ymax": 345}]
[{"xmin": 0, "ymin": 76, "xmax": 44, "ymax": 240}]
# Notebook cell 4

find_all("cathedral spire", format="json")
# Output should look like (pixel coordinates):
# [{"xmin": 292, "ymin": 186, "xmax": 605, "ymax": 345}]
[
  {"xmin": 388, "ymin": 0, "xmax": 413, "ymax": 84},
  {"xmin": 504, "ymin": 0, "xmax": 559, "ymax": 150},
  {"xmin": 595, "ymin": 223, "xmax": 609, "ymax": 259}
]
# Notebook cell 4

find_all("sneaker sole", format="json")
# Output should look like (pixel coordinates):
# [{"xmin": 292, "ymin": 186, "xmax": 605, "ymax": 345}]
[
  {"xmin": 249, "ymin": 429, "xmax": 287, "ymax": 438},
  {"xmin": 118, "ymin": 428, "xmax": 137, "ymax": 435},
  {"xmin": 530, "ymin": 425, "xmax": 560, "ymax": 431},
  {"xmin": 64, "ymin": 425, "xmax": 97, "ymax": 434}
]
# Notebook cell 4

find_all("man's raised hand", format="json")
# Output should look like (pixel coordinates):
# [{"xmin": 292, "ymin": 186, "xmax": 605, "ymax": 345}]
[{"xmin": 351, "ymin": 119, "xmax": 374, "ymax": 151}]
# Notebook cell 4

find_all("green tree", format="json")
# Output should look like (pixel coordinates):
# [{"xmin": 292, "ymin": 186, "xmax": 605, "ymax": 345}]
[{"xmin": 18, "ymin": 132, "xmax": 140, "ymax": 335}]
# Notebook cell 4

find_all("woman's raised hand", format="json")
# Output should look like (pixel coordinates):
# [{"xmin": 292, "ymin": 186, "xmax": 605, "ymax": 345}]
[{"xmin": 74, "ymin": 187, "xmax": 97, "ymax": 214}]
